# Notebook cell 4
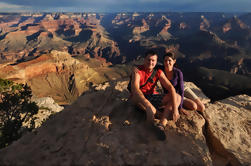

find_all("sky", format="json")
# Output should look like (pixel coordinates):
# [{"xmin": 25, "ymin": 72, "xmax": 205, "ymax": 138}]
[{"xmin": 0, "ymin": 0, "xmax": 250, "ymax": 13}]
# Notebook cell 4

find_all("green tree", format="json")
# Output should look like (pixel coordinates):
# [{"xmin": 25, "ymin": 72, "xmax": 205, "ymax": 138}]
[{"xmin": 0, "ymin": 79, "xmax": 38, "ymax": 148}]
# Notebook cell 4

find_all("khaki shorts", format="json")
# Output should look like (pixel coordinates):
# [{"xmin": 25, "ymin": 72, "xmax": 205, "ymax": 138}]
[{"xmin": 184, "ymin": 86, "xmax": 198, "ymax": 100}]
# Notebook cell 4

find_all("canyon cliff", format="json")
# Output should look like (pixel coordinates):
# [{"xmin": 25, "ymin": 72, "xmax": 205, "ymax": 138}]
[
  {"xmin": 1, "ymin": 12, "xmax": 250, "ymax": 100},
  {"xmin": 0, "ymin": 50, "xmax": 129, "ymax": 104}
]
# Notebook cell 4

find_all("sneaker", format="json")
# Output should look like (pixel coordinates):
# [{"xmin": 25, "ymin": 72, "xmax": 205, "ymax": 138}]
[{"xmin": 152, "ymin": 123, "xmax": 166, "ymax": 141}]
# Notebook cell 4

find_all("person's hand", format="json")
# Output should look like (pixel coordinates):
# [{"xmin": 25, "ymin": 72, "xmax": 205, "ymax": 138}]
[
  {"xmin": 173, "ymin": 110, "xmax": 180, "ymax": 123},
  {"xmin": 160, "ymin": 118, "xmax": 167, "ymax": 127},
  {"xmin": 145, "ymin": 103, "xmax": 157, "ymax": 122}
]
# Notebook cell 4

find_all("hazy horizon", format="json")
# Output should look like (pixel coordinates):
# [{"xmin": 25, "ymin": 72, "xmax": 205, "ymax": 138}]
[{"xmin": 0, "ymin": 0, "xmax": 251, "ymax": 13}]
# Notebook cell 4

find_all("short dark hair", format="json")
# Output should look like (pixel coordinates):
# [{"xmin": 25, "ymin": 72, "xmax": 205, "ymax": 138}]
[
  {"xmin": 144, "ymin": 50, "xmax": 157, "ymax": 58},
  {"xmin": 163, "ymin": 52, "xmax": 176, "ymax": 60}
]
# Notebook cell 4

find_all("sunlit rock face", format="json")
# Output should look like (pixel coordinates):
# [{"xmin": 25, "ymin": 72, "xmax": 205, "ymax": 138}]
[
  {"xmin": 0, "ymin": 13, "xmax": 120, "ymax": 63},
  {"xmin": 23, "ymin": 97, "xmax": 64, "ymax": 128},
  {"xmin": 204, "ymin": 94, "xmax": 251, "ymax": 166},
  {"xmin": 0, "ymin": 50, "xmax": 129, "ymax": 104},
  {"xmin": 0, "ymin": 81, "xmax": 250, "ymax": 166}
]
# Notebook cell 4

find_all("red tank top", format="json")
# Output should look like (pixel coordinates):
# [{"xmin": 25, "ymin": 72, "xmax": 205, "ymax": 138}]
[{"xmin": 137, "ymin": 65, "xmax": 162, "ymax": 95}]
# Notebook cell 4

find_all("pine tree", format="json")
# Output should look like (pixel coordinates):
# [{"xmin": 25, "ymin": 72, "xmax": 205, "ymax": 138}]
[{"xmin": 0, "ymin": 79, "xmax": 38, "ymax": 148}]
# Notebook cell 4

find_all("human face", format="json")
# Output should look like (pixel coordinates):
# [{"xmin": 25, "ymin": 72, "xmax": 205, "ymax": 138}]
[
  {"xmin": 164, "ymin": 56, "xmax": 176, "ymax": 71},
  {"xmin": 144, "ymin": 54, "xmax": 157, "ymax": 71}
]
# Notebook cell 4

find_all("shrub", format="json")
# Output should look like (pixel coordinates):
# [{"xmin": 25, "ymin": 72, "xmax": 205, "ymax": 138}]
[{"xmin": 0, "ymin": 78, "xmax": 38, "ymax": 148}]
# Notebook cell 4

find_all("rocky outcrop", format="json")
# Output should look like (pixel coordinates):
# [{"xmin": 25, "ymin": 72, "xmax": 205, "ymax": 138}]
[
  {"xmin": 18, "ymin": 17, "xmax": 35, "ymax": 28},
  {"xmin": 132, "ymin": 19, "xmax": 149, "ymax": 34},
  {"xmin": 223, "ymin": 23, "xmax": 231, "ymax": 33},
  {"xmin": 158, "ymin": 16, "xmax": 172, "ymax": 40},
  {"xmin": 222, "ymin": 17, "xmax": 248, "ymax": 33},
  {"xmin": 230, "ymin": 58, "xmax": 250, "ymax": 75},
  {"xmin": 219, "ymin": 17, "xmax": 251, "ymax": 51},
  {"xmin": 25, "ymin": 97, "xmax": 64, "ymax": 128},
  {"xmin": 0, "ymin": 13, "xmax": 120, "ymax": 63},
  {"xmin": 180, "ymin": 22, "xmax": 188, "ymax": 29},
  {"xmin": 0, "ymin": 50, "xmax": 129, "ymax": 104},
  {"xmin": 34, "ymin": 97, "xmax": 64, "ymax": 113},
  {"xmin": 0, "ymin": 80, "xmax": 212, "ymax": 166},
  {"xmin": 204, "ymin": 95, "xmax": 251, "ymax": 166},
  {"xmin": 0, "ymin": 80, "xmax": 250, "ymax": 165},
  {"xmin": 0, "ymin": 51, "xmax": 82, "ymax": 104},
  {"xmin": 0, "ymin": 16, "xmax": 20, "ymax": 33},
  {"xmin": 200, "ymin": 15, "xmax": 210, "ymax": 31}
]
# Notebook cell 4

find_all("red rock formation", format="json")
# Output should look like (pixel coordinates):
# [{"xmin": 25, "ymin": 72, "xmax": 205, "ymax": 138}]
[
  {"xmin": 0, "ymin": 20, "xmax": 20, "ymax": 32},
  {"xmin": 39, "ymin": 31, "xmax": 51, "ymax": 37},
  {"xmin": 0, "ymin": 64, "xmax": 15, "ymax": 74},
  {"xmin": 83, "ymin": 53, "xmax": 91, "ymax": 59},
  {"xmin": 223, "ymin": 23, "xmax": 231, "ymax": 33},
  {"xmin": 25, "ymin": 62, "xmax": 57, "ymax": 79},
  {"xmin": 18, "ymin": 17, "xmax": 35, "ymax": 27},
  {"xmin": 179, "ymin": 22, "xmax": 187, "ymax": 29},
  {"xmin": 236, "ymin": 17, "xmax": 248, "ymax": 29},
  {"xmin": 159, "ymin": 16, "xmax": 172, "ymax": 40},
  {"xmin": 17, "ymin": 54, "xmax": 51, "ymax": 68},
  {"xmin": 132, "ymin": 19, "xmax": 149, "ymax": 34},
  {"xmin": 223, "ymin": 18, "xmax": 248, "ymax": 33},
  {"xmin": 41, "ymin": 20, "xmax": 58, "ymax": 33},
  {"xmin": 25, "ymin": 25, "xmax": 42, "ymax": 35},
  {"xmin": 200, "ymin": 15, "xmax": 210, "ymax": 31},
  {"xmin": 0, "ymin": 13, "xmax": 122, "ymax": 63}
]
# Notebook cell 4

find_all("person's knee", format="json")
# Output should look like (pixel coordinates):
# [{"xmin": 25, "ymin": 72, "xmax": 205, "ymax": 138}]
[
  {"xmin": 195, "ymin": 99, "xmax": 205, "ymax": 112},
  {"xmin": 191, "ymin": 102, "xmax": 197, "ymax": 110},
  {"xmin": 197, "ymin": 102, "xmax": 205, "ymax": 112}
]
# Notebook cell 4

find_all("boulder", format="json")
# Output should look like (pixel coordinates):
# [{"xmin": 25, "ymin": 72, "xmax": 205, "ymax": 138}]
[
  {"xmin": 31, "ymin": 97, "xmax": 64, "ymax": 128},
  {"xmin": 204, "ymin": 95, "xmax": 251, "ymax": 166},
  {"xmin": 21, "ymin": 97, "xmax": 64, "ymax": 128}
]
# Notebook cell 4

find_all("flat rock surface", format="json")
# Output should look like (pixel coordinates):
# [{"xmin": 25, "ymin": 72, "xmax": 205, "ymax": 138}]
[
  {"xmin": 1, "ymin": 81, "xmax": 251, "ymax": 166},
  {"xmin": 0, "ymin": 81, "xmax": 212, "ymax": 166},
  {"xmin": 204, "ymin": 94, "xmax": 251, "ymax": 166}
]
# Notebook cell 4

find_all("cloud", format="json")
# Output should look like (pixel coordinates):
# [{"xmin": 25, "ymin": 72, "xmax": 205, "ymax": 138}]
[
  {"xmin": 0, "ymin": 0, "xmax": 110, "ymax": 7},
  {"xmin": 0, "ymin": 2, "xmax": 32, "ymax": 12}
]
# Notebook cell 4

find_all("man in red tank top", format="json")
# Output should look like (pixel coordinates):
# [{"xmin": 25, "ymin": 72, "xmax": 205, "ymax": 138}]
[{"xmin": 130, "ymin": 50, "xmax": 180, "ymax": 139}]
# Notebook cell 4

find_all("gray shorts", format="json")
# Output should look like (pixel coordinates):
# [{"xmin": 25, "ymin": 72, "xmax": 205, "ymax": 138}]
[{"xmin": 184, "ymin": 86, "xmax": 198, "ymax": 100}]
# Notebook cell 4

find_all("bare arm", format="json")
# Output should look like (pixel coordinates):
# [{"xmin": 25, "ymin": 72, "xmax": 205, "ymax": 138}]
[
  {"xmin": 130, "ymin": 66, "xmax": 158, "ymax": 122},
  {"xmin": 159, "ymin": 71, "xmax": 179, "ymax": 118},
  {"xmin": 131, "ymin": 66, "xmax": 153, "ymax": 108}
]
